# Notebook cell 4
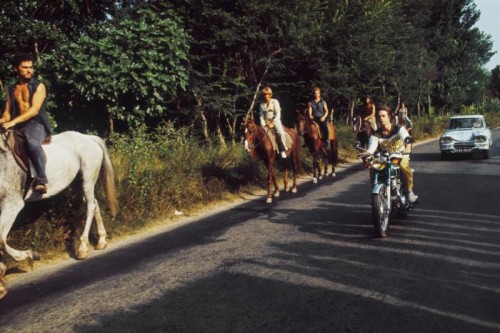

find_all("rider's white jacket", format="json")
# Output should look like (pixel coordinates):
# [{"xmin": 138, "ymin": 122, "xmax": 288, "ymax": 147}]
[{"xmin": 367, "ymin": 124, "xmax": 410, "ymax": 155}]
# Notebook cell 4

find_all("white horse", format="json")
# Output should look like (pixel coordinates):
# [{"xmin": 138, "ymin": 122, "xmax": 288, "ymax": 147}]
[{"xmin": 0, "ymin": 131, "xmax": 118, "ymax": 264}]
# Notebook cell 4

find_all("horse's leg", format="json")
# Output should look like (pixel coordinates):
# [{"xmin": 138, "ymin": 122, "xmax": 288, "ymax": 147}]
[
  {"xmin": 0, "ymin": 261, "xmax": 7, "ymax": 300},
  {"xmin": 0, "ymin": 200, "xmax": 39, "ymax": 262},
  {"xmin": 77, "ymin": 194, "xmax": 96, "ymax": 259},
  {"xmin": 330, "ymin": 140, "xmax": 337, "ymax": 177},
  {"xmin": 93, "ymin": 200, "xmax": 108, "ymax": 250},
  {"xmin": 77, "ymin": 172, "xmax": 102, "ymax": 259},
  {"xmin": 266, "ymin": 162, "xmax": 274, "ymax": 203},
  {"xmin": 322, "ymin": 146, "xmax": 328, "ymax": 177},
  {"xmin": 312, "ymin": 156, "xmax": 319, "ymax": 183},
  {"xmin": 291, "ymin": 148, "xmax": 298, "ymax": 193},
  {"xmin": 283, "ymin": 165, "xmax": 289, "ymax": 192},
  {"xmin": 272, "ymin": 170, "xmax": 280, "ymax": 198}
]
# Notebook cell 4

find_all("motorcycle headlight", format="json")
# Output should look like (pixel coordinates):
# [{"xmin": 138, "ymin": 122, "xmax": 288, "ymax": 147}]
[
  {"xmin": 371, "ymin": 160, "xmax": 387, "ymax": 170},
  {"xmin": 474, "ymin": 135, "xmax": 487, "ymax": 143},
  {"xmin": 390, "ymin": 158, "xmax": 401, "ymax": 166},
  {"xmin": 440, "ymin": 136, "xmax": 453, "ymax": 144}
]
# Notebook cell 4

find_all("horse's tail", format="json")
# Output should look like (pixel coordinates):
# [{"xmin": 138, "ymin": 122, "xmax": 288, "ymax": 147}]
[{"xmin": 91, "ymin": 136, "xmax": 119, "ymax": 218}]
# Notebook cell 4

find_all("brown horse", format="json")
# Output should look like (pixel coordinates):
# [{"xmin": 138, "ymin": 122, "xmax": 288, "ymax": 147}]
[
  {"xmin": 297, "ymin": 110, "xmax": 339, "ymax": 183},
  {"xmin": 242, "ymin": 118, "xmax": 300, "ymax": 203},
  {"xmin": 395, "ymin": 115, "xmax": 412, "ymax": 133},
  {"xmin": 352, "ymin": 115, "xmax": 372, "ymax": 149}
]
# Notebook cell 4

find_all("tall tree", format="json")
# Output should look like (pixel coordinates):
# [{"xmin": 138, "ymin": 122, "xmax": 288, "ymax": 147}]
[{"xmin": 42, "ymin": 6, "xmax": 189, "ymax": 132}]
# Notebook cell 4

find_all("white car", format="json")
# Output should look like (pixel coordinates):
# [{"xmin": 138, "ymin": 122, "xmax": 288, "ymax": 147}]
[{"xmin": 439, "ymin": 115, "xmax": 492, "ymax": 159}]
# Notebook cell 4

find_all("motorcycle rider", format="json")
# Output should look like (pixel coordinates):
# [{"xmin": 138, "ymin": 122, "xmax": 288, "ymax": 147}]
[{"xmin": 366, "ymin": 104, "xmax": 418, "ymax": 203}]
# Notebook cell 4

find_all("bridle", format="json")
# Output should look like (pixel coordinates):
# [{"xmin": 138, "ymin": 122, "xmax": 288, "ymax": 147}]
[{"xmin": 244, "ymin": 125, "xmax": 265, "ymax": 152}]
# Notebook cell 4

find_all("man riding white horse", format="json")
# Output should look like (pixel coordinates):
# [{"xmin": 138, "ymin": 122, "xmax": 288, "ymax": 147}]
[{"xmin": 0, "ymin": 53, "xmax": 51, "ymax": 194}]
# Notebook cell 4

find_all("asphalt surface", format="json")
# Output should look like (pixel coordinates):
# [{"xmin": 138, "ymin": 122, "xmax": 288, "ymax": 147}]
[{"xmin": 0, "ymin": 130, "xmax": 499, "ymax": 333}]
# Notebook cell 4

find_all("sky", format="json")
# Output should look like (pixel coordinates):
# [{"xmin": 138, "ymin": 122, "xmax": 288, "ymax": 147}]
[{"xmin": 474, "ymin": 0, "xmax": 500, "ymax": 71}]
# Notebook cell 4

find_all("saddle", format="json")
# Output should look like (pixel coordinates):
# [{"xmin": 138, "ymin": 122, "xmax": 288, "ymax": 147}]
[
  {"xmin": 313, "ymin": 121, "xmax": 336, "ymax": 140},
  {"xmin": 5, "ymin": 130, "xmax": 51, "ymax": 196},
  {"xmin": 264, "ymin": 127, "xmax": 293, "ymax": 153},
  {"xmin": 6, "ymin": 130, "xmax": 30, "ymax": 173}
]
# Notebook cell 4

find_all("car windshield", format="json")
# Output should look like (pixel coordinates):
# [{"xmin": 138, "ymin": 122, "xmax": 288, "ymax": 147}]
[{"xmin": 448, "ymin": 118, "xmax": 483, "ymax": 129}]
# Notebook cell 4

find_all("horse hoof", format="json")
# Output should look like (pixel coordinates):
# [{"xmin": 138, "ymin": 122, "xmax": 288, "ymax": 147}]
[
  {"xmin": 31, "ymin": 251, "xmax": 41, "ymax": 261},
  {"xmin": 331, "ymin": 172, "xmax": 336, "ymax": 177},
  {"xmin": 313, "ymin": 178, "xmax": 318, "ymax": 184},
  {"xmin": 292, "ymin": 188, "xmax": 297, "ymax": 193},
  {"xmin": 274, "ymin": 191, "xmax": 280, "ymax": 198},
  {"xmin": 95, "ymin": 242, "xmax": 107, "ymax": 251},
  {"xmin": 266, "ymin": 197, "xmax": 273, "ymax": 204},
  {"xmin": 76, "ymin": 249, "xmax": 88, "ymax": 260},
  {"xmin": 0, "ymin": 279, "xmax": 7, "ymax": 301}
]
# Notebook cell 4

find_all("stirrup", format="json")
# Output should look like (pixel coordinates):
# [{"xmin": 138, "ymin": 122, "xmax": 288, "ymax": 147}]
[{"xmin": 32, "ymin": 178, "xmax": 47, "ymax": 194}]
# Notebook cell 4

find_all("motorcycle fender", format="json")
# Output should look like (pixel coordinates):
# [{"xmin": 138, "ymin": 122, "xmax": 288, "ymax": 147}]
[{"xmin": 372, "ymin": 183, "xmax": 385, "ymax": 194}]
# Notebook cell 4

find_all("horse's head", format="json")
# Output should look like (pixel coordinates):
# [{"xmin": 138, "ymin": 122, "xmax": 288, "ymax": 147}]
[
  {"xmin": 296, "ymin": 109, "xmax": 308, "ymax": 136},
  {"xmin": 242, "ymin": 118, "xmax": 260, "ymax": 158}
]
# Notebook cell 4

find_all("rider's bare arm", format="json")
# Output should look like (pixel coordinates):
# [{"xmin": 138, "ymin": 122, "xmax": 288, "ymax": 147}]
[
  {"xmin": 0, "ymin": 92, "xmax": 12, "ymax": 124},
  {"xmin": 3, "ymin": 83, "xmax": 46, "ymax": 129},
  {"xmin": 321, "ymin": 102, "xmax": 328, "ymax": 121}
]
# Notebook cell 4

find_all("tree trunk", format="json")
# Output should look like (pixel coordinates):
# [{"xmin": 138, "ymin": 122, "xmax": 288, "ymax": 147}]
[
  {"xmin": 347, "ymin": 99, "xmax": 355, "ymax": 125},
  {"xmin": 245, "ymin": 48, "xmax": 282, "ymax": 119},
  {"xmin": 107, "ymin": 105, "xmax": 114, "ymax": 134},
  {"xmin": 215, "ymin": 111, "xmax": 227, "ymax": 148},
  {"xmin": 192, "ymin": 89, "xmax": 210, "ymax": 143}
]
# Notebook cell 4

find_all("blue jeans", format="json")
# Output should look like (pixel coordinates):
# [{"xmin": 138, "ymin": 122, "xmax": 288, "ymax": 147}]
[{"xmin": 18, "ymin": 120, "xmax": 48, "ymax": 184}]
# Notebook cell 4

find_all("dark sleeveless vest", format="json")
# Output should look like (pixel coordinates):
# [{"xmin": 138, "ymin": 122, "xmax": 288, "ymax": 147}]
[
  {"xmin": 310, "ymin": 99, "xmax": 326, "ymax": 118},
  {"xmin": 9, "ymin": 78, "xmax": 51, "ymax": 135}
]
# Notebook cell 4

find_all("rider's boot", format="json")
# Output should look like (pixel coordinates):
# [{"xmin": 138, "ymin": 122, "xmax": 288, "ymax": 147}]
[
  {"xmin": 32, "ymin": 177, "xmax": 47, "ymax": 194},
  {"xmin": 278, "ymin": 136, "xmax": 287, "ymax": 159},
  {"xmin": 408, "ymin": 191, "xmax": 418, "ymax": 203}
]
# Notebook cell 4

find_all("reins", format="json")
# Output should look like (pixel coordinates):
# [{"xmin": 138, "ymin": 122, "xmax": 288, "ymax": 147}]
[{"xmin": 246, "ymin": 125, "xmax": 268, "ymax": 151}]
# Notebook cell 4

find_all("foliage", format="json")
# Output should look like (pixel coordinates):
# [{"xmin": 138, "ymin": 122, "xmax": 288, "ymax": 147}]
[
  {"xmin": 40, "ymin": 6, "xmax": 189, "ymax": 130},
  {"xmin": 488, "ymin": 66, "xmax": 500, "ymax": 98},
  {"xmin": 0, "ymin": 0, "xmax": 118, "ymax": 97},
  {"xmin": 109, "ymin": 122, "xmax": 262, "ymax": 228}
]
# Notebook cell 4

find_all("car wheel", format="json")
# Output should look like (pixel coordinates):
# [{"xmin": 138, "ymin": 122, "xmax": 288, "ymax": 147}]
[
  {"xmin": 484, "ymin": 150, "xmax": 490, "ymax": 159},
  {"xmin": 440, "ymin": 151, "xmax": 448, "ymax": 160}
]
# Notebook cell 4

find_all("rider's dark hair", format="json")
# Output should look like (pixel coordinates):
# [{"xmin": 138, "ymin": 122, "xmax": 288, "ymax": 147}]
[
  {"xmin": 12, "ymin": 53, "xmax": 34, "ymax": 67},
  {"xmin": 377, "ymin": 104, "xmax": 393, "ymax": 118}
]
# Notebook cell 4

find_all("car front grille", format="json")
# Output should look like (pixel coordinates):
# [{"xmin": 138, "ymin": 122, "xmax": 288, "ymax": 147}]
[{"xmin": 453, "ymin": 142, "xmax": 475, "ymax": 152}]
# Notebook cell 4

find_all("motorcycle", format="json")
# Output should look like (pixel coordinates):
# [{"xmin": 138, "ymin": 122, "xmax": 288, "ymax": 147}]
[{"xmin": 358, "ymin": 140, "xmax": 415, "ymax": 238}]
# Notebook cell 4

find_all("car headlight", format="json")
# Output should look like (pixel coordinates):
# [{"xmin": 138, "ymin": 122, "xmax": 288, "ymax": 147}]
[
  {"xmin": 474, "ymin": 135, "xmax": 487, "ymax": 143},
  {"xmin": 440, "ymin": 136, "xmax": 453, "ymax": 144}
]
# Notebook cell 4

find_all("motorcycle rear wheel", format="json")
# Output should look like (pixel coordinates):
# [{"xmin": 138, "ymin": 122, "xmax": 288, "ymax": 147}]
[{"xmin": 372, "ymin": 189, "xmax": 390, "ymax": 238}]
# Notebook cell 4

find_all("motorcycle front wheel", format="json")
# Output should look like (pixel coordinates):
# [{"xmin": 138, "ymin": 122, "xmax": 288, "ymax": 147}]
[{"xmin": 372, "ymin": 188, "xmax": 390, "ymax": 238}]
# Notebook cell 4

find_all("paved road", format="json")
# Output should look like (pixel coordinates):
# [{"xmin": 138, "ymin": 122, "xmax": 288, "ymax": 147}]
[{"xmin": 0, "ymin": 131, "xmax": 499, "ymax": 333}]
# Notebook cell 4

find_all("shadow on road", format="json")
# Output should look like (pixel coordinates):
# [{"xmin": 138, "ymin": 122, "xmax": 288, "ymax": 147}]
[{"xmin": 1, "ymin": 157, "xmax": 500, "ymax": 333}]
